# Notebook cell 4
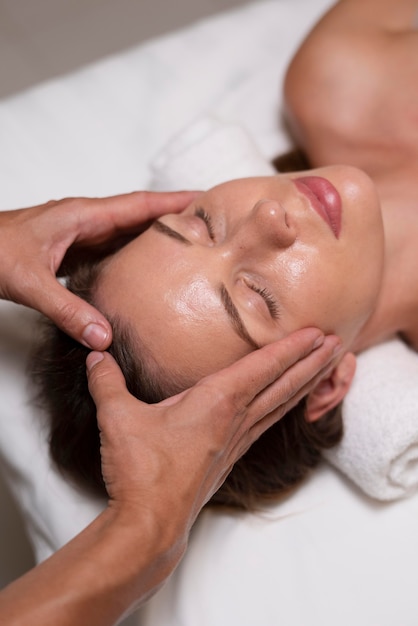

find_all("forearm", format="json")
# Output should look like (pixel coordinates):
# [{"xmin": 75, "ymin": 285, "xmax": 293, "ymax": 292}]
[
  {"xmin": 0, "ymin": 507, "xmax": 186, "ymax": 626},
  {"xmin": 0, "ymin": 329, "xmax": 334, "ymax": 625}
]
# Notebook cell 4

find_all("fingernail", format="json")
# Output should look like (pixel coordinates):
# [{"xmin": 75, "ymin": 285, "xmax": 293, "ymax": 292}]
[
  {"xmin": 312, "ymin": 334, "xmax": 325, "ymax": 350},
  {"xmin": 322, "ymin": 336, "xmax": 342, "ymax": 355},
  {"xmin": 82, "ymin": 323, "xmax": 109, "ymax": 349},
  {"xmin": 86, "ymin": 351, "xmax": 105, "ymax": 371}
]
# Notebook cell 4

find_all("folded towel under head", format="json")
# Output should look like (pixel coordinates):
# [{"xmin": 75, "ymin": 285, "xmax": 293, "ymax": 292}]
[
  {"xmin": 150, "ymin": 116, "xmax": 276, "ymax": 191},
  {"xmin": 150, "ymin": 116, "xmax": 418, "ymax": 502}
]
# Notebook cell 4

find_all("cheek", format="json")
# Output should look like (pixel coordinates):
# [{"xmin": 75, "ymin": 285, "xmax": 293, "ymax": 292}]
[
  {"xmin": 275, "ymin": 250, "xmax": 369, "ymax": 338},
  {"xmin": 274, "ymin": 248, "xmax": 328, "ymax": 323}
]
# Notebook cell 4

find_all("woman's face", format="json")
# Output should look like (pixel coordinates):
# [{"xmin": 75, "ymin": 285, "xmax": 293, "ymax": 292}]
[{"xmin": 97, "ymin": 166, "xmax": 384, "ymax": 385}]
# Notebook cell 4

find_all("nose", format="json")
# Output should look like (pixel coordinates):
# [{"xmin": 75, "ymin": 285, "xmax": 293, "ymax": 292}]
[{"xmin": 249, "ymin": 199, "xmax": 296, "ymax": 249}]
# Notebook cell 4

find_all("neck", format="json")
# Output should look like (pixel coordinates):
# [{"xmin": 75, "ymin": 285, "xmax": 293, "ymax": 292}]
[{"xmin": 353, "ymin": 164, "xmax": 418, "ymax": 353}]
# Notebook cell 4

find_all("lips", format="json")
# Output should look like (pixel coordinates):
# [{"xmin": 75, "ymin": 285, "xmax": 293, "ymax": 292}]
[{"xmin": 294, "ymin": 176, "xmax": 342, "ymax": 238}]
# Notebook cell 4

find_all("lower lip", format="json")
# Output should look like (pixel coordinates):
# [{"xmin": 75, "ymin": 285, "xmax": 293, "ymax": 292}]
[{"xmin": 294, "ymin": 176, "xmax": 342, "ymax": 238}]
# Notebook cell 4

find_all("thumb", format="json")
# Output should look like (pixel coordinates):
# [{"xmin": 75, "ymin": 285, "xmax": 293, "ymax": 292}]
[
  {"xmin": 86, "ymin": 351, "xmax": 131, "ymax": 416},
  {"xmin": 24, "ymin": 272, "xmax": 112, "ymax": 349}
]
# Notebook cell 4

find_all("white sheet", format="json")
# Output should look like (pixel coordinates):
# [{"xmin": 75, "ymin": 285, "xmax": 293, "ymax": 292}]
[
  {"xmin": 140, "ymin": 466, "xmax": 418, "ymax": 626},
  {"xmin": 1, "ymin": 1, "xmax": 417, "ymax": 625}
]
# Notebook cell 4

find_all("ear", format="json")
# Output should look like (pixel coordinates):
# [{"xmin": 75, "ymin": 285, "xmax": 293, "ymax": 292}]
[{"xmin": 305, "ymin": 352, "xmax": 357, "ymax": 423}]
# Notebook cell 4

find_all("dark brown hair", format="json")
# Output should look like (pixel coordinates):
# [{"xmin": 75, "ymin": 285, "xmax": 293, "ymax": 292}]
[{"xmin": 32, "ymin": 256, "xmax": 343, "ymax": 511}]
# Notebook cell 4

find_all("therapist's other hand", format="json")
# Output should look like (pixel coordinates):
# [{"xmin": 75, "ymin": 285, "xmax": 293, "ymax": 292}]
[
  {"xmin": 87, "ymin": 329, "xmax": 340, "ymax": 545},
  {"xmin": 0, "ymin": 191, "xmax": 197, "ymax": 349}
]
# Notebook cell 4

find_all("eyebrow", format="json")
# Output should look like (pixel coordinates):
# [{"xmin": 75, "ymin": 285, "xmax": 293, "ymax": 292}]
[
  {"xmin": 152, "ymin": 219, "xmax": 192, "ymax": 245},
  {"xmin": 219, "ymin": 284, "xmax": 261, "ymax": 350},
  {"xmin": 152, "ymin": 219, "xmax": 260, "ymax": 350}
]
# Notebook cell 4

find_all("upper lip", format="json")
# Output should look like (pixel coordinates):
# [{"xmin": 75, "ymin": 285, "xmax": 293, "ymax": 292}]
[{"xmin": 293, "ymin": 176, "xmax": 342, "ymax": 238}]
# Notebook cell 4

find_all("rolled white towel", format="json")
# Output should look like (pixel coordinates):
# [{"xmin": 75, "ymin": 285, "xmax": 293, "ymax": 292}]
[
  {"xmin": 150, "ymin": 116, "xmax": 418, "ymax": 501},
  {"xmin": 324, "ymin": 340, "xmax": 418, "ymax": 500}
]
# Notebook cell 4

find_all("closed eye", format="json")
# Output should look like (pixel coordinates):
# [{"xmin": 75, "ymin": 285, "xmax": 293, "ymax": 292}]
[
  {"xmin": 195, "ymin": 206, "xmax": 215, "ymax": 241},
  {"xmin": 194, "ymin": 206, "xmax": 279, "ymax": 320},
  {"xmin": 248, "ymin": 284, "xmax": 281, "ymax": 320}
]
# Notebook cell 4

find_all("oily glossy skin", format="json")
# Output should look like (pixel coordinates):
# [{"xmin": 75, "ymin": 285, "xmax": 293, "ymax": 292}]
[{"xmin": 97, "ymin": 165, "xmax": 385, "ymax": 388}]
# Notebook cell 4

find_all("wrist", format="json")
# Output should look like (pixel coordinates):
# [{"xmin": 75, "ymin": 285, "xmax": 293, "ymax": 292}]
[{"xmin": 94, "ymin": 502, "xmax": 188, "ymax": 604}]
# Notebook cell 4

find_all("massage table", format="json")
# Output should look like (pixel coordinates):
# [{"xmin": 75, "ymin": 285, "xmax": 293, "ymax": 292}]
[{"xmin": 1, "ymin": 1, "xmax": 417, "ymax": 624}]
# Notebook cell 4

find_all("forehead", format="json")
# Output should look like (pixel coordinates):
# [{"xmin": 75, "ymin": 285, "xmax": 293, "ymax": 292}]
[{"xmin": 97, "ymin": 226, "xmax": 252, "ymax": 383}]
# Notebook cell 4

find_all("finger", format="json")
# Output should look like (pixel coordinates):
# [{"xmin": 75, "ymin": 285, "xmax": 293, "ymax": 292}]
[
  {"xmin": 203, "ymin": 328, "xmax": 326, "ymax": 407},
  {"xmin": 225, "ymin": 337, "xmax": 342, "ymax": 463},
  {"xmin": 19, "ymin": 271, "xmax": 112, "ymax": 349},
  {"xmin": 86, "ymin": 351, "xmax": 134, "ymax": 415},
  {"xmin": 105, "ymin": 190, "xmax": 202, "ymax": 222},
  {"xmin": 247, "ymin": 335, "xmax": 342, "ymax": 438},
  {"xmin": 259, "ymin": 334, "xmax": 341, "ymax": 410},
  {"xmin": 74, "ymin": 191, "xmax": 201, "ymax": 242}
]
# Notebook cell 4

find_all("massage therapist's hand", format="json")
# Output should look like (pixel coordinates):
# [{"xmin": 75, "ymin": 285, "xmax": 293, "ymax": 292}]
[
  {"xmin": 87, "ymin": 329, "xmax": 341, "ymax": 587},
  {"xmin": 0, "ymin": 191, "xmax": 196, "ymax": 349}
]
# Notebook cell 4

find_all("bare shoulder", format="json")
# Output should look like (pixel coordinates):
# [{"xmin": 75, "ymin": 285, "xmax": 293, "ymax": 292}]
[
  {"xmin": 327, "ymin": 0, "xmax": 418, "ymax": 30},
  {"xmin": 283, "ymin": 0, "xmax": 418, "ymax": 170}
]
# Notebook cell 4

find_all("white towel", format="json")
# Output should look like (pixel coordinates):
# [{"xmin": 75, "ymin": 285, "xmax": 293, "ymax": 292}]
[
  {"xmin": 324, "ymin": 340, "xmax": 418, "ymax": 500},
  {"xmin": 150, "ymin": 117, "xmax": 418, "ymax": 501},
  {"xmin": 150, "ymin": 116, "xmax": 276, "ymax": 191}
]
